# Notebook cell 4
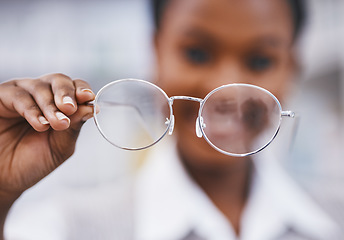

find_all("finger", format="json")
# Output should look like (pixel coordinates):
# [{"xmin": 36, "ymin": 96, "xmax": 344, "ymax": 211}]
[
  {"xmin": 0, "ymin": 81, "xmax": 19, "ymax": 117},
  {"xmin": 73, "ymin": 79, "xmax": 96, "ymax": 104},
  {"xmin": 41, "ymin": 73, "xmax": 77, "ymax": 116},
  {"xmin": 69, "ymin": 104, "xmax": 94, "ymax": 131},
  {"xmin": 16, "ymin": 79, "xmax": 71, "ymax": 131},
  {"xmin": 0, "ymin": 85, "xmax": 50, "ymax": 132}
]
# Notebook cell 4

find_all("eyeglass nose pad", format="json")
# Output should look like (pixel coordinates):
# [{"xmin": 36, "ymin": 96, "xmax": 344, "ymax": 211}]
[
  {"xmin": 196, "ymin": 116, "xmax": 204, "ymax": 138},
  {"xmin": 166, "ymin": 115, "xmax": 175, "ymax": 135}
]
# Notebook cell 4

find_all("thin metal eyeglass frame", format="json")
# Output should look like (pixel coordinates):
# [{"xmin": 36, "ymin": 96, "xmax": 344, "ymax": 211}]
[{"xmin": 92, "ymin": 79, "xmax": 295, "ymax": 157}]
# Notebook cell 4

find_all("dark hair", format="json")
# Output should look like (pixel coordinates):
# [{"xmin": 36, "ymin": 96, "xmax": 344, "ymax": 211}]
[{"xmin": 151, "ymin": 0, "xmax": 306, "ymax": 39}]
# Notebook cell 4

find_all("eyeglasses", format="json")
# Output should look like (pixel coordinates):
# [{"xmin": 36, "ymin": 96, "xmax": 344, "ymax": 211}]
[{"xmin": 92, "ymin": 79, "xmax": 295, "ymax": 157}]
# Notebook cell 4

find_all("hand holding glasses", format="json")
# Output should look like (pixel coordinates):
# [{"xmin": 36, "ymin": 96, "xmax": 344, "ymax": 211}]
[{"xmin": 91, "ymin": 79, "xmax": 295, "ymax": 157}]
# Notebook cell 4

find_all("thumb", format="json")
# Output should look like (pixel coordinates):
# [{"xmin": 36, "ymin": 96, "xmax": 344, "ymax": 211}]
[{"xmin": 48, "ymin": 104, "xmax": 93, "ymax": 165}]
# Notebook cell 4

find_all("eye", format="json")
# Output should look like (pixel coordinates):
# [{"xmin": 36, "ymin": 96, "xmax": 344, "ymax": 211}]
[
  {"xmin": 184, "ymin": 46, "xmax": 211, "ymax": 64},
  {"xmin": 246, "ymin": 55, "xmax": 274, "ymax": 72},
  {"xmin": 214, "ymin": 100, "xmax": 237, "ymax": 115}
]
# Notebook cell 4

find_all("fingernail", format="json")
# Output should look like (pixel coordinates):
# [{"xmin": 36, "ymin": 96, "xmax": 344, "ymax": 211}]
[
  {"xmin": 82, "ymin": 113, "xmax": 93, "ymax": 122},
  {"xmin": 63, "ymin": 96, "xmax": 75, "ymax": 107},
  {"xmin": 55, "ymin": 112, "xmax": 70, "ymax": 124},
  {"xmin": 81, "ymin": 89, "xmax": 94, "ymax": 95},
  {"xmin": 38, "ymin": 116, "xmax": 49, "ymax": 125}
]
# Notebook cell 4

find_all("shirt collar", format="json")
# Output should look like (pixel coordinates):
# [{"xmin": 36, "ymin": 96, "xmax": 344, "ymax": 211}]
[
  {"xmin": 134, "ymin": 140, "xmax": 209, "ymax": 240},
  {"xmin": 133, "ymin": 139, "xmax": 339, "ymax": 240}
]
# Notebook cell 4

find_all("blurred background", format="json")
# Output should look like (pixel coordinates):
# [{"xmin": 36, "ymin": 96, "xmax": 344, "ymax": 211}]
[
  {"xmin": 0, "ymin": 0, "xmax": 154, "ymax": 187},
  {"xmin": 1, "ymin": 0, "xmax": 344, "ymax": 230}
]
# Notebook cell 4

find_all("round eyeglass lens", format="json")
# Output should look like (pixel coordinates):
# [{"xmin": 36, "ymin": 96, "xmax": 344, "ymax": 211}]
[
  {"xmin": 200, "ymin": 84, "xmax": 282, "ymax": 156},
  {"xmin": 94, "ymin": 79, "xmax": 171, "ymax": 150}
]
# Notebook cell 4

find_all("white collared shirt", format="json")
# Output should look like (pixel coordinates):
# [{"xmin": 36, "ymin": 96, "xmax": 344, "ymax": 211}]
[
  {"xmin": 134, "ymin": 139, "xmax": 339, "ymax": 240},
  {"xmin": 5, "ymin": 139, "xmax": 340, "ymax": 240}
]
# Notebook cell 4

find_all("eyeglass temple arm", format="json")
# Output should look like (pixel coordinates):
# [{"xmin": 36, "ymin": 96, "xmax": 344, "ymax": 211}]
[{"xmin": 280, "ymin": 110, "xmax": 300, "ymax": 155}]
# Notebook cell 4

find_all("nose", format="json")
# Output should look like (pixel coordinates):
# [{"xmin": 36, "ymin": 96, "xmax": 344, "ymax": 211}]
[
  {"xmin": 203, "ymin": 58, "xmax": 244, "ymax": 92},
  {"xmin": 217, "ymin": 58, "xmax": 245, "ymax": 84}
]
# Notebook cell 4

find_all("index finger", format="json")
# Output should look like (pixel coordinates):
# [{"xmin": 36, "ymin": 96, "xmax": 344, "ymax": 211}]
[
  {"xmin": 41, "ymin": 73, "xmax": 77, "ymax": 116},
  {"xmin": 73, "ymin": 79, "xmax": 96, "ymax": 104}
]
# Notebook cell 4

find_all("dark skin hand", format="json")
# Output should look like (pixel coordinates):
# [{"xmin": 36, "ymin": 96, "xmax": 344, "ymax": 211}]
[{"xmin": 0, "ymin": 73, "xmax": 95, "ymax": 239}]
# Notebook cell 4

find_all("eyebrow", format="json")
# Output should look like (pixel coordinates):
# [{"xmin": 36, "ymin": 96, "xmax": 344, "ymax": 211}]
[
  {"xmin": 181, "ymin": 28, "xmax": 288, "ymax": 48},
  {"xmin": 181, "ymin": 29, "xmax": 218, "ymax": 45},
  {"xmin": 253, "ymin": 38, "xmax": 286, "ymax": 48}
]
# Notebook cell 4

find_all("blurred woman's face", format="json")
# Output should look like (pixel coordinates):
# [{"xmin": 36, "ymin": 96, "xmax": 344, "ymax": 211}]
[{"xmin": 154, "ymin": 0, "xmax": 295, "ymax": 167}]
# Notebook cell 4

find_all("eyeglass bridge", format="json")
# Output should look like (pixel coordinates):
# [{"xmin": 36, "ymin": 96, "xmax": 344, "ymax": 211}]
[{"xmin": 169, "ymin": 96, "xmax": 203, "ymax": 103}]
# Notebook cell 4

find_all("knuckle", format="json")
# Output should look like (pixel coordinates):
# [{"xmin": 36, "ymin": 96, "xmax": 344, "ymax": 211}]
[
  {"xmin": 27, "ymin": 104, "xmax": 40, "ymax": 111},
  {"xmin": 41, "ymin": 73, "xmax": 71, "ymax": 83},
  {"xmin": 74, "ymin": 78, "xmax": 86, "ymax": 84},
  {"xmin": 14, "ymin": 88, "xmax": 29, "ymax": 100},
  {"xmin": 43, "ymin": 99, "xmax": 57, "ymax": 110},
  {"xmin": 74, "ymin": 78, "xmax": 89, "ymax": 87},
  {"xmin": 1, "ymin": 80, "xmax": 16, "ymax": 87},
  {"xmin": 13, "ymin": 78, "xmax": 41, "ymax": 91},
  {"xmin": 51, "ymin": 73, "xmax": 71, "ymax": 81},
  {"xmin": 59, "ymin": 86, "xmax": 76, "ymax": 96},
  {"xmin": 73, "ymin": 78, "xmax": 83, "ymax": 82},
  {"xmin": 1, "ymin": 79, "xmax": 25, "ymax": 92},
  {"xmin": 53, "ymin": 73, "xmax": 69, "ymax": 79},
  {"xmin": 31, "ymin": 80, "xmax": 50, "ymax": 92},
  {"xmin": 22, "ymin": 104, "xmax": 40, "ymax": 117}
]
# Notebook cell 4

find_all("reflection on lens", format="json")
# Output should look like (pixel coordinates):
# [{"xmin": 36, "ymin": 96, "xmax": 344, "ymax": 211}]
[
  {"xmin": 200, "ymin": 84, "xmax": 281, "ymax": 156},
  {"xmin": 94, "ymin": 79, "xmax": 171, "ymax": 150}
]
